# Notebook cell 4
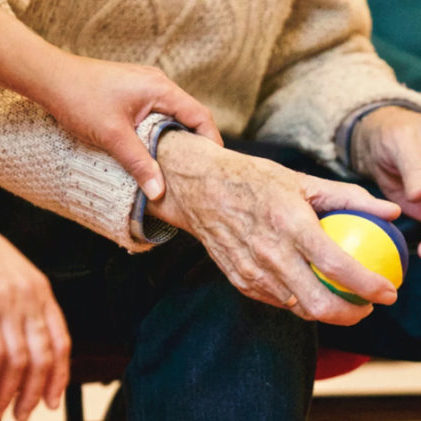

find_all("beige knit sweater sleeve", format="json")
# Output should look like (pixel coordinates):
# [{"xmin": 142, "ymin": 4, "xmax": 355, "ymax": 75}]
[
  {"xmin": 249, "ymin": 0, "xmax": 421, "ymax": 172},
  {"xmin": 0, "ymin": 88, "xmax": 172, "ymax": 253},
  {"xmin": 0, "ymin": 2, "xmax": 152, "ymax": 253}
]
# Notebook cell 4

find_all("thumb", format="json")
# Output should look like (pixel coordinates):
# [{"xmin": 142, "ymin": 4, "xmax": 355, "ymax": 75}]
[{"xmin": 105, "ymin": 126, "xmax": 165, "ymax": 200}]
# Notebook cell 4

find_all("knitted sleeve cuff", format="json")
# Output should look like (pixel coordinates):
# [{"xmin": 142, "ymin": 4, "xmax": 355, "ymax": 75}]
[
  {"xmin": 130, "ymin": 116, "xmax": 186, "ymax": 244},
  {"xmin": 336, "ymin": 99, "xmax": 421, "ymax": 169}
]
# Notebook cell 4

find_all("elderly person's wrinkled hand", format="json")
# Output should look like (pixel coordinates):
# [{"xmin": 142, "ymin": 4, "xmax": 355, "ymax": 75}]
[
  {"xmin": 0, "ymin": 235, "xmax": 70, "ymax": 421},
  {"xmin": 148, "ymin": 131, "xmax": 400, "ymax": 327},
  {"xmin": 351, "ymin": 106, "xmax": 421, "ymax": 255}
]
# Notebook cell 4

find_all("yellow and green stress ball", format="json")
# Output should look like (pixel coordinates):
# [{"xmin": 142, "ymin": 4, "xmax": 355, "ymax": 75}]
[{"xmin": 312, "ymin": 210, "xmax": 409, "ymax": 305}]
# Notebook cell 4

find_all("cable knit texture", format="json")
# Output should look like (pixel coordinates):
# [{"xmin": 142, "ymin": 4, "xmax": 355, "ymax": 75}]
[{"xmin": 2, "ymin": 0, "xmax": 421, "ymax": 250}]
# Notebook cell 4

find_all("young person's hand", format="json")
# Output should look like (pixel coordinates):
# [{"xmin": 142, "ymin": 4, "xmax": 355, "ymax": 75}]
[
  {"xmin": 43, "ymin": 56, "xmax": 223, "ymax": 200},
  {"xmin": 0, "ymin": 11, "xmax": 222, "ymax": 201},
  {"xmin": 147, "ymin": 131, "xmax": 401, "ymax": 326},
  {"xmin": 0, "ymin": 235, "xmax": 70, "ymax": 421}
]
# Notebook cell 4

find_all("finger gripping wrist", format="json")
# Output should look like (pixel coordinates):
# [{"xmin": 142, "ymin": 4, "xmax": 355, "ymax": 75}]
[{"xmin": 130, "ymin": 113, "xmax": 187, "ymax": 244}]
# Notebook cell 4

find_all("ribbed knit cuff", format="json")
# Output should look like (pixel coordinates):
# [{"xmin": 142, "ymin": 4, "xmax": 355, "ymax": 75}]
[
  {"xmin": 336, "ymin": 99, "xmax": 421, "ymax": 169},
  {"xmin": 130, "ymin": 114, "xmax": 185, "ymax": 244},
  {"xmin": 63, "ymin": 113, "xmax": 184, "ymax": 253}
]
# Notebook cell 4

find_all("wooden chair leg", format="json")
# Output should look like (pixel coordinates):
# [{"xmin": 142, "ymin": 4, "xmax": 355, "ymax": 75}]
[{"xmin": 65, "ymin": 384, "xmax": 84, "ymax": 421}]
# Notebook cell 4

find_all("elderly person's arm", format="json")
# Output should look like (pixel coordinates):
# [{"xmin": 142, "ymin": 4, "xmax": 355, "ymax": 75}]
[
  {"xmin": 247, "ymin": 0, "xmax": 421, "ymax": 253},
  {"xmin": 248, "ymin": 0, "xmax": 421, "ymax": 171},
  {"xmin": 147, "ymin": 129, "xmax": 399, "ymax": 325},
  {"xmin": 0, "ymin": 90, "xmax": 400, "ymax": 325}
]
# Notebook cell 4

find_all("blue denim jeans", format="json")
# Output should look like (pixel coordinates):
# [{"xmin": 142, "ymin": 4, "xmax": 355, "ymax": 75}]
[{"xmin": 1, "ymin": 139, "xmax": 421, "ymax": 421}]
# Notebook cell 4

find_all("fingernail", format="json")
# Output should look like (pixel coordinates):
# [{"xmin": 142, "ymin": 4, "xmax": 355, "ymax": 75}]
[{"xmin": 142, "ymin": 178, "xmax": 162, "ymax": 200}]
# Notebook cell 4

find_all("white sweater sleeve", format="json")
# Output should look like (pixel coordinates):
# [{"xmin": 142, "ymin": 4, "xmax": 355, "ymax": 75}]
[{"xmin": 0, "ymin": 89, "xmax": 173, "ymax": 253}]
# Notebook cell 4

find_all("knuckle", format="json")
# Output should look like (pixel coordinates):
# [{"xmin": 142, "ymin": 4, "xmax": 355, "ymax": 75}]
[
  {"xmin": 34, "ymin": 352, "xmax": 53, "ymax": 372},
  {"xmin": 229, "ymin": 273, "xmax": 252, "ymax": 295},
  {"xmin": 127, "ymin": 157, "xmax": 154, "ymax": 181},
  {"xmin": 291, "ymin": 211, "xmax": 314, "ymax": 235},
  {"xmin": 235, "ymin": 260, "xmax": 258, "ymax": 282},
  {"xmin": 19, "ymin": 282, "xmax": 35, "ymax": 298},
  {"xmin": 299, "ymin": 311, "xmax": 316, "ymax": 322},
  {"xmin": 307, "ymin": 298, "xmax": 333, "ymax": 321},
  {"xmin": 33, "ymin": 272, "xmax": 50, "ymax": 287},
  {"xmin": 238, "ymin": 287, "xmax": 259, "ymax": 302},
  {"xmin": 98, "ymin": 121, "xmax": 125, "ymax": 147},
  {"xmin": 251, "ymin": 276, "xmax": 269, "ymax": 292},
  {"xmin": 295, "ymin": 229, "xmax": 319, "ymax": 254},
  {"xmin": 236, "ymin": 284, "xmax": 251, "ymax": 296},
  {"xmin": 16, "ymin": 280, "xmax": 39, "ymax": 299},
  {"xmin": 149, "ymin": 71, "xmax": 170, "ymax": 87},
  {"xmin": 251, "ymin": 241, "xmax": 271, "ymax": 264},
  {"xmin": 0, "ymin": 282, "xmax": 11, "ymax": 302},
  {"xmin": 317, "ymin": 255, "xmax": 343, "ymax": 280},
  {"xmin": 348, "ymin": 183, "xmax": 369, "ymax": 197},
  {"xmin": 10, "ymin": 351, "xmax": 28, "ymax": 371}
]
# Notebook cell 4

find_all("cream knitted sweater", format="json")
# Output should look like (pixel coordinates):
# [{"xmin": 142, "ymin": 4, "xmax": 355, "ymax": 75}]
[{"xmin": 1, "ymin": 0, "xmax": 421, "ymax": 252}]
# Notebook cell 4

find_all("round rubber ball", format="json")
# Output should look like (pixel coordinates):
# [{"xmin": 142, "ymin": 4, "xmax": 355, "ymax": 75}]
[{"xmin": 311, "ymin": 210, "xmax": 409, "ymax": 305}]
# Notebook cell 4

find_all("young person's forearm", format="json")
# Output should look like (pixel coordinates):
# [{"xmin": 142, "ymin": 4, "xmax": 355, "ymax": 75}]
[{"xmin": 0, "ymin": 10, "xmax": 67, "ymax": 108}]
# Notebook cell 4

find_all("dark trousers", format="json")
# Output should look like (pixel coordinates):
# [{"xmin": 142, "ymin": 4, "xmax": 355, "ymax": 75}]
[{"xmin": 1, "ymin": 140, "xmax": 421, "ymax": 420}]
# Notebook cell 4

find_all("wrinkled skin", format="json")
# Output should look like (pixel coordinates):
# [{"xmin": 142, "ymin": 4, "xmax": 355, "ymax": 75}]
[
  {"xmin": 148, "ymin": 131, "xmax": 400, "ymax": 327},
  {"xmin": 352, "ymin": 106, "xmax": 421, "ymax": 256}
]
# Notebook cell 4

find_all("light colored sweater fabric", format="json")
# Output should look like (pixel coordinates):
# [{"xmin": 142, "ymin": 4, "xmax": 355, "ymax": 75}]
[{"xmin": 1, "ymin": 0, "xmax": 421, "ymax": 252}]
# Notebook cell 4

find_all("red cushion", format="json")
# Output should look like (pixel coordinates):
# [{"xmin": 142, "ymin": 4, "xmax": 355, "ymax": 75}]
[{"xmin": 315, "ymin": 348, "xmax": 370, "ymax": 380}]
